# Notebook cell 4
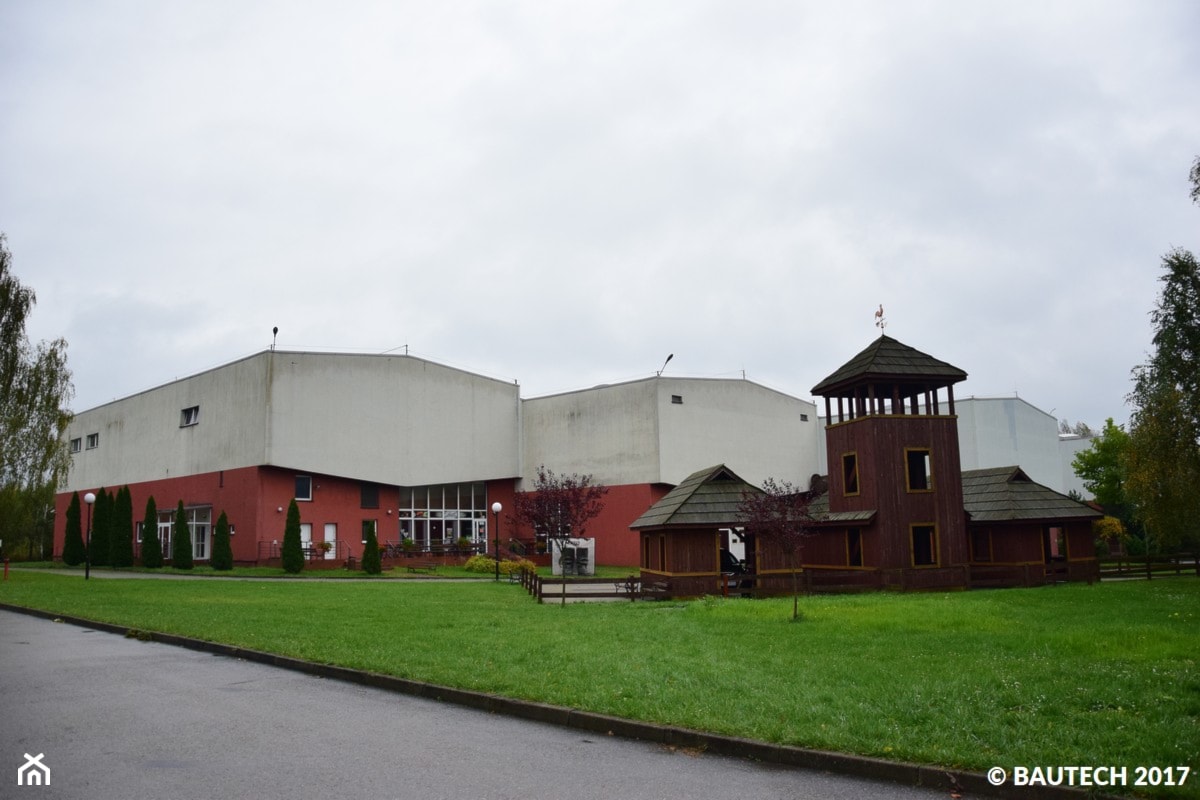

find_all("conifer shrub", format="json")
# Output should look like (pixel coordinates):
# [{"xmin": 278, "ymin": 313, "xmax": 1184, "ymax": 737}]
[
  {"xmin": 211, "ymin": 510, "xmax": 233, "ymax": 571},
  {"xmin": 110, "ymin": 486, "xmax": 135, "ymax": 568},
  {"xmin": 62, "ymin": 492, "xmax": 85, "ymax": 566},
  {"xmin": 90, "ymin": 488, "xmax": 111, "ymax": 567},
  {"xmin": 140, "ymin": 496, "xmax": 163, "ymax": 568},
  {"xmin": 281, "ymin": 500, "xmax": 304, "ymax": 574},
  {"xmin": 361, "ymin": 525, "xmax": 381, "ymax": 575},
  {"xmin": 171, "ymin": 500, "xmax": 194, "ymax": 569}
]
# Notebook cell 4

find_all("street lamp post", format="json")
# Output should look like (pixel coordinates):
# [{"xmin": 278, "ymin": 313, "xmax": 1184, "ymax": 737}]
[
  {"xmin": 83, "ymin": 492, "xmax": 96, "ymax": 581},
  {"xmin": 491, "ymin": 502, "xmax": 502, "ymax": 582}
]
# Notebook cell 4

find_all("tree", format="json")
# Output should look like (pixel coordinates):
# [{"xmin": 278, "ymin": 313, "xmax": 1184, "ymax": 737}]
[
  {"xmin": 62, "ymin": 491, "xmax": 85, "ymax": 566},
  {"xmin": 171, "ymin": 500, "xmax": 194, "ymax": 569},
  {"xmin": 110, "ymin": 486, "xmax": 134, "ymax": 568},
  {"xmin": 90, "ymin": 488, "xmax": 112, "ymax": 567},
  {"xmin": 0, "ymin": 234, "xmax": 74, "ymax": 556},
  {"xmin": 1072, "ymin": 418, "xmax": 1132, "ymax": 520},
  {"xmin": 1190, "ymin": 154, "xmax": 1199, "ymax": 206},
  {"xmin": 360, "ymin": 523, "xmax": 381, "ymax": 575},
  {"xmin": 211, "ymin": 510, "xmax": 233, "ymax": 571},
  {"xmin": 509, "ymin": 465, "xmax": 607, "ymax": 604},
  {"xmin": 281, "ymin": 499, "xmax": 304, "ymax": 574},
  {"xmin": 738, "ymin": 478, "xmax": 817, "ymax": 621},
  {"xmin": 1125, "ymin": 243, "xmax": 1200, "ymax": 551},
  {"xmin": 140, "ymin": 496, "xmax": 163, "ymax": 568}
]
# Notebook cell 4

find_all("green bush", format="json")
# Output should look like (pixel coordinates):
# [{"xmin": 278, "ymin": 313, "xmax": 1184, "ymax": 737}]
[{"xmin": 463, "ymin": 554, "xmax": 535, "ymax": 575}]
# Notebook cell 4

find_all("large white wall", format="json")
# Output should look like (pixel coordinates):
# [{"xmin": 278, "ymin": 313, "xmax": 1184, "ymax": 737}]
[
  {"xmin": 63, "ymin": 354, "xmax": 270, "ymax": 492},
  {"xmin": 956, "ymin": 397, "xmax": 1064, "ymax": 490},
  {"xmin": 266, "ymin": 352, "xmax": 520, "ymax": 486},
  {"xmin": 63, "ymin": 351, "xmax": 522, "ymax": 492},
  {"xmin": 521, "ymin": 377, "xmax": 818, "ymax": 488}
]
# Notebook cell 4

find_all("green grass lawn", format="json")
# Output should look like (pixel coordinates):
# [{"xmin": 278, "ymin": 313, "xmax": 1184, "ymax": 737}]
[{"xmin": 2, "ymin": 571, "xmax": 1197, "ymax": 796}]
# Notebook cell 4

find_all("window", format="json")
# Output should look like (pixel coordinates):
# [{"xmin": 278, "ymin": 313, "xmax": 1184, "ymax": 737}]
[
  {"xmin": 905, "ymin": 448, "xmax": 933, "ymax": 492},
  {"xmin": 70, "ymin": 438, "xmax": 82, "ymax": 453},
  {"xmin": 971, "ymin": 529, "xmax": 992, "ymax": 562},
  {"xmin": 295, "ymin": 475, "xmax": 313, "ymax": 501},
  {"xmin": 86, "ymin": 433, "xmax": 99, "ymax": 450},
  {"xmin": 361, "ymin": 519, "xmax": 377, "ymax": 544},
  {"xmin": 361, "ymin": 483, "xmax": 379, "ymax": 509},
  {"xmin": 911, "ymin": 524, "xmax": 937, "ymax": 566},
  {"xmin": 396, "ymin": 482, "xmax": 490, "ymax": 550},
  {"xmin": 842, "ymin": 453, "xmax": 859, "ymax": 496},
  {"xmin": 847, "ymin": 528, "xmax": 863, "ymax": 567},
  {"xmin": 180, "ymin": 405, "xmax": 200, "ymax": 427},
  {"xmin": 800, "ymin": 413, "xmax": 809, "ymax": 422},
  {"xmin": 152, "ymin": 506, "xmax": 211, "ymax": 561},
  {"xmin": 671, "ymin": 395, "xmax": 683, "ymax": 404}
]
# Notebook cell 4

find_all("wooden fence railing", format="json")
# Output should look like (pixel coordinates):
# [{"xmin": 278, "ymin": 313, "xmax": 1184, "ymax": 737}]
[{"xmin": 1098, "ymin": 553, "xmax": 1199, "ymax": 580}]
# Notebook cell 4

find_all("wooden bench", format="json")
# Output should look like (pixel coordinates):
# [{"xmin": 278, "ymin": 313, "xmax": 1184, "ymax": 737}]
[{"xmin": 405, "ymin": 560, "xmax": 439, "ymax": 574}]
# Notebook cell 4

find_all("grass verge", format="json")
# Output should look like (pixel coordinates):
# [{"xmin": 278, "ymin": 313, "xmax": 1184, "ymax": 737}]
[{"xmin": 1, "ymin": 572, "xmax": 1196, "ymax": 797}]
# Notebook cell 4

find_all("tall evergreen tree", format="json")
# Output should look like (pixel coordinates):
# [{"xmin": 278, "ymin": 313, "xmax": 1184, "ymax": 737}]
[
  {"xmin": 140, "ymin": 495, "xmax": 163, "ymax": 568},
  {"xmin": 361, "ymin": 523, "xmax": 381, "ymax": 575},
  {"xmin": 281, "ymin": 499, "xmax": 304, "ymax": 574},
  {"xmin": 211, "ymin": 510, "xmax": 233, "ymax": 571},
  {"xmin": 171, "ymin": 500, "xmax": 194, "ymax": 569},
  {"xmin": 62, "ymin": 491, "xmax": 85, "ymax": 566},
  {"xmin": 90, "ymin": 488, "xmax": 112, "ymax": 567},
  {"xmin": 110, "ymin": 485, "xmax": 135, "ymax": 567},
  {"xmin": 1126, "ymin": 245, "xmax": 1200, "ymax": 550}
]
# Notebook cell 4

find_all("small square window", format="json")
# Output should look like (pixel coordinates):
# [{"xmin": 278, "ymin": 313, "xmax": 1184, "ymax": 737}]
[
  {"xmin": 800, "ymin": 413, "xmax": 809, "ymax": 422},
  {"xmin": 361, "ymin": 483, "xmax": 379, "ymax": 509},
  {"xmin": 70, "ymin": 438, "xmax": 82, "ymax": 453},
  {"xmin": 86, "ymin": 433, "xmax": 99, "ymax": 450},
  {"xmin": 671, "ymin": 395, "xmax": 683, "ymax": 405},
  {"xmin": 295, "ymin": 476, "xmax": 313, "ymax": 501},
  {"xmin": 180, "ymin": 406, "xmax": 200, "ymax": 427}
]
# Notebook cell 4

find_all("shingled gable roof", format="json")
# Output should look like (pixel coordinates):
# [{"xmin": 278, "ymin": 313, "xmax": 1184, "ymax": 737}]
[
  {"xmin": 962, "ymin": 466, "xmax": 1102, "ymax": 523},
  {"xmin": 811, "ymin": 334, "xmax": 968, "ymax": 396},
  {"xmin": 630, "ymin": 464, "xmax": 759, "ymax": 530}
]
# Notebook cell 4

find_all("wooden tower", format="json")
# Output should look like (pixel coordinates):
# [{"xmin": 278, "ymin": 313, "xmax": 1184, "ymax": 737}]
[{"xmin": 811, "ymin": 335, "xmax": 970, "ymax": 589}]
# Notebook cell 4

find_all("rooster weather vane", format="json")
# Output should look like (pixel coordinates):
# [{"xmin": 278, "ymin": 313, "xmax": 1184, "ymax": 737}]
[{"xmin": 874, "ymin": 304, "xmax": 887, "ymax": 333}]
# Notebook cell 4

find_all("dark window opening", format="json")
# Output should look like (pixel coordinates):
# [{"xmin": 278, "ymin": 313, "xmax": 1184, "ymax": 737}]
[
  {"xmin": 671, "ymin": 395, "xmax": 683, "ymax": 405},
  {"xmin": 361, "ymin": 483, "xmax": 379, "ymax": 509},
  {"xmin": 911, "ymin": 525, "xmax": 937, "ymax": 566},
  {"xmin": 971, "ymin": 529, "xmax": 992, "ymax": 562},
  {"xmin": 295, "ymin": 475, "xmax": 313, "ymax": 501},
  {"xmin": 906, "ymin": 448, "xmax": 932, "ymax": 492},
  {"xmin": 362, "ymin": 519, "xmax": 377, "ymax": 544},
  {"xmin": 842, "ymin": 453, "xmax": 859, "ymax": 495},
  {"xmin": 847, "ymin": 528, "xmax": 863, "ymax": 567}
]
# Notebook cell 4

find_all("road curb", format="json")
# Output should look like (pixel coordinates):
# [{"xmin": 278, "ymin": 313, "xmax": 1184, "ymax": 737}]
[{"xmin": 0, "ymin": 602, "xmax": 1118, "ymax": 799}]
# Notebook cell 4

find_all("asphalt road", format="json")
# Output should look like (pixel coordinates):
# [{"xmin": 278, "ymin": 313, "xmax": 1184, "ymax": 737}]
[{"xmin": 1, "ymin": 609, "xmax": 953, "ymax": 800}]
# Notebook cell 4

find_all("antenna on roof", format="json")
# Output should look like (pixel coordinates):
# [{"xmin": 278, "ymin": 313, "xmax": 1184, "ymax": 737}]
[
  {"xmin": 657, "ymin": 353, "xmax": 674, "ymax": 376},
  {"xmin": 272, "ymin": 327, "xmax": 278, "ymax": 351},
  {"xmin": 874, "ymin": 304, "xmax": 887, "ymax": 334}
]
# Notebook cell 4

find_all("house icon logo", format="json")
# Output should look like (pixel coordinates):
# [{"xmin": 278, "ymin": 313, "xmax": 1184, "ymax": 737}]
[{"xmin": 17, "ymin": 753, "xmax": 50, "ymax": 786}]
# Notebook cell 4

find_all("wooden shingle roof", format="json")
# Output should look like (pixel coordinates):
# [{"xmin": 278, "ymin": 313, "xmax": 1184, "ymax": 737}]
[
  {"xmin": 806, "ymin": 492, "xmax": 877, "ymax": 525},
  {"xmin": 630, "ymin": 465, "xmax": 759, "ymax": 530},
  {"xmin": 962, "ymin": 466, "xmax": 1102, "ymax": 523},
  {"xmin": 811, "ymin": 335, "xmax": 967, "ymax": 396}
]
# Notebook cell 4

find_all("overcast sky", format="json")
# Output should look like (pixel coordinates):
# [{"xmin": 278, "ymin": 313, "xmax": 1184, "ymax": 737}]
[{"xmin": 2, "ymin": 1, "xmax": 1197, "ymax": 428}]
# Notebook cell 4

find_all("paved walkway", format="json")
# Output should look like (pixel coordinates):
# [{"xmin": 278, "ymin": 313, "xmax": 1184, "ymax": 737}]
[{"xmin": 1, "ymin": 609, "xmax": 956, "ymax": 800}]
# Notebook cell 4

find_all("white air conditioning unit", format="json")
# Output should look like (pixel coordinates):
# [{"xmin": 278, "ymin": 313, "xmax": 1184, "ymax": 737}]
[{"xmin": 550, "ymin": 537, "xmax": 595, "ymax": 576}]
